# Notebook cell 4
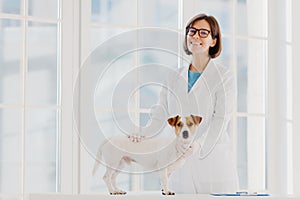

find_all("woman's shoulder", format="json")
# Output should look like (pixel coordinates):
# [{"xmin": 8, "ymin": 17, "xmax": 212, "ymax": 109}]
[{"xmin": 212, "ymin": 61, "xmax": 233, "ymax": 76}]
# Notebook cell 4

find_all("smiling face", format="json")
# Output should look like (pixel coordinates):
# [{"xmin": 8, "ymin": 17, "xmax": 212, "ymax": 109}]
[
  {"xmin": 167, "ymin": 115, "xmax": 202, "ymax": 140},
  {"xmin": 187, "ymin": 19, "xmax": 217, "ymax": 56}
]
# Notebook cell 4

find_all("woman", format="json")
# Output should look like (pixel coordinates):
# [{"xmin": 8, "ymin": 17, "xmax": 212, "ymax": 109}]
[{"xmin": 132, "ymin": 13, "xmax": 239, "ymax": 194}]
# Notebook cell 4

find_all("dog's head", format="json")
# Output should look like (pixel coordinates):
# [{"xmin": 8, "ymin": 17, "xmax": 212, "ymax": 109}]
[{"xmin": 167, "ymin": 115, "xmax": 202, "ymax": 140}]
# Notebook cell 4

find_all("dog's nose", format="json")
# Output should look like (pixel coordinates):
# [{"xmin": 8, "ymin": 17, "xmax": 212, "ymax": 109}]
[{"xmin": 182, "ymin": 130, "xmax": 189, "ymax": 139}]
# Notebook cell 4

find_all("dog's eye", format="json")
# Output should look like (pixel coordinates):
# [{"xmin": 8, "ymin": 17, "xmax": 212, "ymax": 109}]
[
  {"xmin": 176, "ymin": 122, "xmax": 183, "ymax": 127},
  {"xmin": 187, "ymin": 123, "xmax": 193, "ymax": 126}
]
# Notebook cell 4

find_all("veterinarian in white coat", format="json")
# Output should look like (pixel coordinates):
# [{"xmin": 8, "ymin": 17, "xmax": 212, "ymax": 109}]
[{"xmin": 135, "ymin": 13, "xmax": 239, "ymax": 194}]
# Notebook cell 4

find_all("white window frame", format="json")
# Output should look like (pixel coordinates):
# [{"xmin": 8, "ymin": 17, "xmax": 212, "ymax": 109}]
[
  {"xmin": 59, "ymin": 0, "xmax": 80, "ymax": 194},
  {"xmin": 292, "ymin": 0, "xmax": 300, "ymax": 196}
]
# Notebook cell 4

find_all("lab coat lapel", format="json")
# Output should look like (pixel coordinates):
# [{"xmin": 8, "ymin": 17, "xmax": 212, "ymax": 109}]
[{"xmin": 189, "ymin": 60, "xmax": 218, "ymax": 93}]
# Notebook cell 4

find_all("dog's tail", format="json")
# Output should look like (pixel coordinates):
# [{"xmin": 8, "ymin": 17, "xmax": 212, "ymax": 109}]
[{"xmin": 92, "ymin": 141, "xmax": 106, "ymax": 176}]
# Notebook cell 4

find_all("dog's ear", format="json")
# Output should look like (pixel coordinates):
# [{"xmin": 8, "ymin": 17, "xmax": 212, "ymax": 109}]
[
  {"xmin": 191, "ymin": 115, "xmax": 202, "ymax": 126},
  {"xmin": 168, "ymin": 115, "xmax": 180, "ymax": 127}
]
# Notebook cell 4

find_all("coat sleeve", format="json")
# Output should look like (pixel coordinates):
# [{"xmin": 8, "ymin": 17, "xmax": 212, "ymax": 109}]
[{"xmin": 199, "ymin": 67, "xmax": 236, "ymax": 159}]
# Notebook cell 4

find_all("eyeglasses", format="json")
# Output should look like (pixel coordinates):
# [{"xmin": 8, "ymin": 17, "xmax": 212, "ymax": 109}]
[{"xmin": 187, "ymin": 27, "xmax": 211, "ymax": 38}]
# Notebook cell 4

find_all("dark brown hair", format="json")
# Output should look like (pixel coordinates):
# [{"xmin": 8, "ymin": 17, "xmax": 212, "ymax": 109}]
[{"xmin": 183, "ymin": 13, "xmax": 222, "ymax": 58}]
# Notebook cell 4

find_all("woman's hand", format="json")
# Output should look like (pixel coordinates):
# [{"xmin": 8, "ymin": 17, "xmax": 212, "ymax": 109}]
[{"xmin": 127, "ymin": 135, "xmax": 145, "ymax": 143}]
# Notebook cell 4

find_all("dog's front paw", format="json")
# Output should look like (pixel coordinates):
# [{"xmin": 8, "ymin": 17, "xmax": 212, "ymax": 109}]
[
  {"xmin": 162, "ymin": 189, "xmax": 175, "ymax": 195},
  {"xmin": 110, "ymin": 190, "xmax": 127, "ymax": 195}
]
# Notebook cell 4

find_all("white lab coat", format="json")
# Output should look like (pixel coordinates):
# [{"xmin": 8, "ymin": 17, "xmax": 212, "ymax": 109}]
[{"xmin": 142, "ymin": 60, "xmax": 239, "ymax": 194}]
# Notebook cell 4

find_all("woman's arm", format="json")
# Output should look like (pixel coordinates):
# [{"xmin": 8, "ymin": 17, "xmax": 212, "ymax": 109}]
[{"xmin": 199, "ymin": 67, "xmax": 236, "ymax": 159}]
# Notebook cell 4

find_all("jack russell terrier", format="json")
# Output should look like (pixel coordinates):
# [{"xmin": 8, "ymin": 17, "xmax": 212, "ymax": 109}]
[{"xmin": 92, "ymin": 114, "xmax": 202, "ymax": 195}]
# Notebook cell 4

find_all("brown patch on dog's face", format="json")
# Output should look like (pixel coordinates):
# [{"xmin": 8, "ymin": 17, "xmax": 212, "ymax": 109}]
[
  {"xmin": 191, "ymin": 115, "xmax": 202, "ymax": 126},
  {"xmin": 168, "ymin": 115, "xmax": 182, "ymax": 136},
  {"xmin": 185, "ymin": 116, "xmax": 196, "ymax": 134},
  {"xmin": 167, "ymin": 115, "xmax": 180, "ymax": 127}
]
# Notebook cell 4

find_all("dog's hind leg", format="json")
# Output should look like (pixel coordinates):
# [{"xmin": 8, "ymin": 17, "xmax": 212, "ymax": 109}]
[{"xmin": 110, "ymin": 159, "xmax": 127, "ymax": 195}]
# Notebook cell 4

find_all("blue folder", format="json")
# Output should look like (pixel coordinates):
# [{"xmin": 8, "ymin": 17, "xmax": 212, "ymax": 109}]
[{"xmin": 211, "ymin": 192, "xmax": 269, "ymax": 196}]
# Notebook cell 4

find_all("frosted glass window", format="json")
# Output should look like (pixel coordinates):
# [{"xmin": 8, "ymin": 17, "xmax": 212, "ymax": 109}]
[
  {"xmin": 237, "ymin": 117, "xmax": 248, "ymax": 189},
  {"xmin": 138, "ymin": 49, "xmax": 180, "ymax": 109},
  {"xmin": 90, "ymin": 27, "xmax": 129, "ymax": 51},
  {"xmin": 26, "ymin": 22, "xmax": 59, "ymax": 106},
  {"xmin": 143, "ymin": 172, "xmax": 160, "ymax": 190},
  {"xmin": 139, "ymin": 0, "xmax": 178, "ymax": 29},
  {"xmin": 91, "ymin": 0, "xmax": 137, "ymax": 26},
  {"xmin": 236, "ymin": 0, "xmax": 268, "ymax": 37},
  {"xmin": 0, "ymin": 0, "xmax": 20, "ymax": 14},
  {"xmin": 0, "ymin": 19, "xmax": 22, "ymax": 104},
  {"xmin": 25, "ymin": 109, "xmax": 59, "ymax": 193},
  {"xmin": 237, "ymin": 116, "xmax": 266, "ymax": 190},
  {"xmin": 194, "ymin": 0, "xmax": 233, "ymax": 35},
  {"xmin": 237, "ymin": 39, "xmax": 267, "ymax": 114},
  {"xmin": 139, "ymin": 49, "xmax": 179, "ymax": 69},
  {"xmin": 28, "ymin": 0, "xmax": 59, "ymax": 19},
  {"xmin": 94, "ymin": 54, "xmax": 136, "ymax": 109},
  {"xmin": 139, "ymin": 84, "xmax": 161, "ymax": 109},
  {"xmin": 214, "ymin": 37, "xmax": 233, "ymax": 67},
  {"xmin": 0, "ymin": 109, "xmax": 20, "ymax": 193}
]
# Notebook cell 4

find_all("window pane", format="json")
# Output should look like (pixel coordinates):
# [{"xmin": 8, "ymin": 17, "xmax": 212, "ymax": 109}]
[
  {"xmin": 139, "ymin": 84, "xmax": 161, "ymax": 109},
  {"xmin": 91, "ymin": 0, "xmax": 137, "ymax": 26},
  {"xmin": 139, "ymin": 49, "xmax": 179, "ymax": 69},
  {"xmin": 237, "ymin": 117, "xmax": 248, "ymax": 189},
  {"xmin": 0, "ymin": 108, "xmax": 20, "ymax": 193},
  {"xmin": 94, "ymin": 54, "xmax": 136, "ymax": 109},
  {"xmin": 138, "ymin": 49, "xmax": 179, "ymax": 109},
  {"xmin": 25, "ymin": 109, "xmax": 59, "ymax": 193},
  {"xmin": 0, "ymin": 19, "xmax": 22, "ymax": 104},
  {"xmin": 237, "ymin": 116, "xmax": 266, "ymax": 190},
  {"xmin": 139, "ymin": 0, "xmax": 178, "ymax": 29},
  {"xmin": 28, "ymin": 0, "xmax": 59, "ymax": 19},
  {"xmin": 0, "ymin": 0, "xmax": 21, "ymax": 14},
  {"xmin": 214, "ymin": 37, "xmax": 233, "ymax": 67},
  {"xmin": 136, "ymin": 28, "xmax": 181, "ymax": 110},
  {"xmin": 193, "ymin": 0, "xmax": 233, "ymax": 35},
  {"xmin": 236, "ymin": 0, "xmax": 267, "ymax": 37},
  {"xmin": 27, "ymin": 22, "xmax": 59, "ymax": 106},
  {"xmin": 237, "ymin": 39, "xmax": 267, "ymax": 114},
  {"xmin": 143, "ymin": 172, "xmax": 160, "ymax": 191},
  {"xmin": 90, "ymin": 27, "xmax": 130, "ymax": 51}
]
